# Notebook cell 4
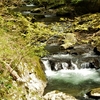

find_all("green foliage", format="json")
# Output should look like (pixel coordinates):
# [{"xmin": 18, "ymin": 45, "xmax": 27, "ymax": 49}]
[
  {"xmin": 59, "ymin": 13, "xmax": 100, "ymax": 32},
  {"xmin": 0, "ymin": 0, "xmax": 25, "ymax": 6},
  {"xmin": 92, "ymin": 36, "xmax": 100, "ymax": 46},
  {"xmin": 74, "ymin": 13, "xmax": 100, "ymax": 31},
  {"xmin": 0, "ymin": 70, "xmax": 13, "ymax": 99},
  {"xmin": 0, "ymin": 7, "xmax": 48, "ymax": 99}
]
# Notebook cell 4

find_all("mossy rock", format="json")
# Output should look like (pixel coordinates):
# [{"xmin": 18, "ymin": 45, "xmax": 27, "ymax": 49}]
[
  {"xmin": 91, "ymin": 88, "xmax": 100, "ymax": 97},
  {"xmin": 61, "ymin": 33, "xmax": 77, "ymax": 49},
  {"xmin": 44, "ymin": 90, "xmax": 77, "ymax": 100},
  {"xmin": 33, "ymin": 56, "xmax": 47, "ymax": 82}
]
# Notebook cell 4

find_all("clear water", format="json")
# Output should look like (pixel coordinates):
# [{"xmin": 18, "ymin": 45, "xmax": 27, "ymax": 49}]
[{"xmin": 44, "ymin": 69, "xmax": 100, "ymax": 99}]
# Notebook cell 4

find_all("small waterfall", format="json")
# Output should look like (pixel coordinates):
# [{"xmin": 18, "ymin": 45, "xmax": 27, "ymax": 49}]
[
  {"xmin": 41, "ymin": 53, "xmax": 100, "ymax": 99},
  {"xmin": 42, "ymin": 59, "xmax": 79, "ymax": 71},
  {"xmin": 54, "ymin": 62, "xmax": 62, "ymax": 71},
  {"xmin": 61, "ymin": 62, "xmax": 69, "ymax": 70},
  {"xmin": 41, "ymin": 57, "xmax": 51, "ymax": 71},
  {"xmin": 71, "ymin": 60, "xmax": 78, "ymax": 70},
  {"xmin": 41, "ymin": 53, "xmax": 100, "ymax": 72}
]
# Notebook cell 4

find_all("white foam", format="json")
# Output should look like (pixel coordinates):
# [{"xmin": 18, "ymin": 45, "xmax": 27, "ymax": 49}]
[
  {"xmin": 26, "ymin": 4, "xmax": 35, "ymax": 7},
  {"xmin": 41, "ymin": 58, "xmax": 51, "ymax": 70},
  {"xmin": 45, "ymin": 69, "xmax": 100, "ymax": 84}
]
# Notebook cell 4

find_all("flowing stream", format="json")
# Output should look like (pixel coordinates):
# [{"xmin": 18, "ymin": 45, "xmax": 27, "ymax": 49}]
[
  {"xmin": 12, "ymin": 4, "xmax": 100, "ymax": 99},
  {"xmin": 41, "ymin": 53, "xmax": 100, "ymax": 99}
]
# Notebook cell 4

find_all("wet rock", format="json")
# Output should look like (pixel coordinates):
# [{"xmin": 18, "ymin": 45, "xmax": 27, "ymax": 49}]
[
  {"xmin": 92, "ymin": 58, "xmax": 100, "ymax": 69},
  {"xmin": 80, "ymin": 54, "xmax": 100, "ymax": 70},
  {"xmin": 50, "ymin": 54, "xmax": 74, "ymax": 61},
  {"xmin": 93, "ymin": 47, "xmax": 100, "ymax": 55},
  {"xmin": 45, "ymin": 43, "xmax": 62, "ymax": 54},
  {"xmin": 69, "ymin": 44, "xmax": 92, "ymax": 55},
  {"xmin": 45, "ymin": 33, "xmax": 77, "ymax": 54},
  {"xmin": 86, "ymin": 88, "xmax": 100, "ymax": 99},
  {"xmin": 81, "ymin": 62, "xmax": 97, "ymax": 69},
  {"xmin": 45, "ymin": 35, "xmax": 65, "ymax": 54},
  {"xmin": 43, "ymin": 90, "xmax": 77, "ymax": 100}
]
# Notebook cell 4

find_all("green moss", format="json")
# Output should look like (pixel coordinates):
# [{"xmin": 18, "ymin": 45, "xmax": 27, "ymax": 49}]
[
  {"xmin": 32, "ymin": 56, "xmax": 47, "ymax": 82},
  {"xmin": 92, "ymin": 36, "xmax": 100, "ymax": 46}
]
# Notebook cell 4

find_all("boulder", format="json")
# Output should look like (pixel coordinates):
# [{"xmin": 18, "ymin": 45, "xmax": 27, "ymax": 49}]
[
  {"xmin": 45, "ymin": 35, "xmax": 65, "ymax": 54},
  {"xmin": 43, "ymin": 90, "xmax": 77, "ymax": 100},
  {"xmin": 61, "ymin": 33, "xmax": 77, "ymax": 49},
  {"xmin": 86, "ymin": 88, "xmax": 100, "ymax": 99}
]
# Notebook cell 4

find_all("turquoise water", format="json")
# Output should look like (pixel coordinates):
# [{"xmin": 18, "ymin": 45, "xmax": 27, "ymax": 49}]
[{"xmin": 44, "ymin": 69, "xmax": 100, "ymax": 98}]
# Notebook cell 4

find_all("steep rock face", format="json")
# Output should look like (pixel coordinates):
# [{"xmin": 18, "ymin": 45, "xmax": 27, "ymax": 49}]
[
  {"xmin": 43, "ymin": 90, "xmax": 77, "ymax": 100},
  {"xmin": 12, "ymin": 56, "xmax": 47, "ymax": 100}
]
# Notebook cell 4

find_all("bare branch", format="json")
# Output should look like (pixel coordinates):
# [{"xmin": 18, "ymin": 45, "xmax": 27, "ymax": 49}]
[{"xmin": 3, "ymin": 61, "xmax": 20, "ymax": 80}]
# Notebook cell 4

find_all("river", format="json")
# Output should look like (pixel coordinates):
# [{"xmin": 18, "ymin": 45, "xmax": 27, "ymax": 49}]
[
  {"xmin": 12, "ymin": 4, "xmax": 100, "ymax": 99},
  {"xmin": 41, "ymin": 53, "xmax": 100, "ymax": 99}
]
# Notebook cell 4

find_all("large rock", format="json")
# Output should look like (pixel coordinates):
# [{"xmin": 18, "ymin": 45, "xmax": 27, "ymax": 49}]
[
  {"xmin": 43, "ymin": 90, "xmax": 77, "ymax": 100},
  {"xmin": 91, "ymin": 88, "xmax": 100, "ymax": 96},
  {"xmin": 45, "ymin": 35, "xmax": 65, "ymax": 53},
  {"xmin": 61, "ymin": 33, "xmax": 77, "ymax": 49},
  {"xmin": 13, "ymin": 56, "xmax": 47, "ymax": 100},
  {"xmin": 86, "ymin": 88, "xmax": 100, "ymax": 99}
]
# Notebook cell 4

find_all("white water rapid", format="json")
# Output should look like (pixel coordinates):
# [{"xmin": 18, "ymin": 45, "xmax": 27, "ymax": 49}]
[
  {"xmin": 41, "ymin": 54, "xmax": 100, "ymax": 99},
  {"xmin": 42, "ymin": 58, "xmax": 100, "ymax": 84}
]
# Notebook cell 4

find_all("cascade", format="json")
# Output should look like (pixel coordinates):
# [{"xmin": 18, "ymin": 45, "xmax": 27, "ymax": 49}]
[
  {"xmin": 41, "ymin": 54, "xmax": 79, "ymax": 71},
  {"xmin": 41, "ymin": 57, "xmax": 51, "ymax": 71},
  {"xmin": 61, "ymin": 62, "xmax": 69, "ymax": 70},
  {"xmin": 41, "ymin": 53, "xmax": 100, "ymax": 99}
]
